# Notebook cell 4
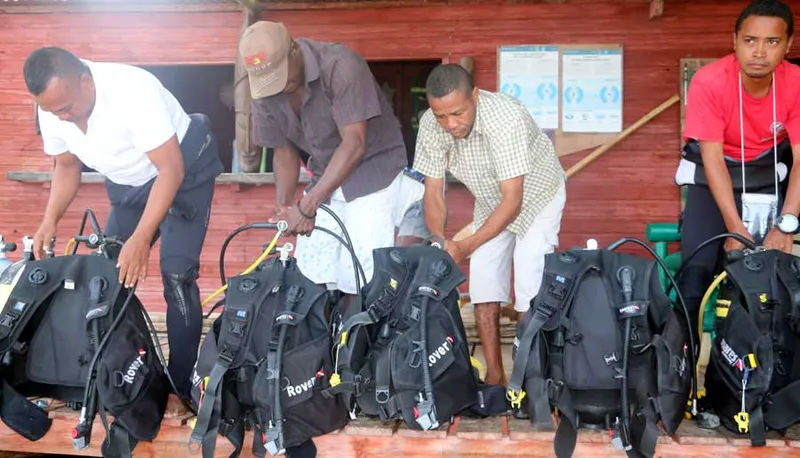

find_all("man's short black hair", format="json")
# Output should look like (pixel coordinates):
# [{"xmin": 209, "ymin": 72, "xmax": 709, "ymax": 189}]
[
  {"xmin": 425, "ymin": 63, "xmax": 474, "ymax": 99},
  {"xmin": 23, "ymin": 47, "xmax": 89, "ymax": 96},
  {"xmin": 736, "ymin": 0, "xmax": 794, "ymax": 38}
]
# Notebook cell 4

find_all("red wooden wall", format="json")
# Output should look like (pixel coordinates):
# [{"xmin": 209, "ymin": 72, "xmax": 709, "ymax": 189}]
[{"xmin": 1, "ymin": 0, "xmax": 797, "ymax": 311}]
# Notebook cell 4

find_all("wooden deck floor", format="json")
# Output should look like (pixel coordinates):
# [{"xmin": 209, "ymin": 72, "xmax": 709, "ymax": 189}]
[
  {"xmin": 4, "ymin": 309, "xmax": 800, "ymax": 456},
  {"xmin": 2, "ymin": 404, "xmax": 800, "ymax": 457}
]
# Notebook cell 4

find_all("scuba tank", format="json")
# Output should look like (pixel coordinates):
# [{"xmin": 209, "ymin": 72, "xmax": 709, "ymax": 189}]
[
  {"xmin": 0, "ymin": 235, "xmax": 31, "ymax": 313},
  {"xmin": 0, "ymin": 236, "xmax": 35, "ymax": 290},
  {"xmin": 0, "ymin": 235, "xmax": 18, "ymax": 278}
]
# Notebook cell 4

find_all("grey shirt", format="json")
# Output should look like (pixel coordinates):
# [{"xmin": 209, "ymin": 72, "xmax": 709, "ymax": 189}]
[{"xmin": 252, "ymin": 38, "xmax": 407, "ymax": 202}]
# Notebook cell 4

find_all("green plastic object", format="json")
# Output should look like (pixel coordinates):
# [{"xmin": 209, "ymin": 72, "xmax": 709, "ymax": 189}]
[
  {"xmin": 645, "ymin": 222, "xmax": 681, "ymax": 243},
  {"xmin": 645, "ymin": 221, "xmax": 715, "ymax": 334}
]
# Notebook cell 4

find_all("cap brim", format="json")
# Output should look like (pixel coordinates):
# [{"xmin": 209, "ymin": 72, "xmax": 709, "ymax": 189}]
[{"xmin": 248, "ymin": 58, "xmax": 289, "ymax": 99}]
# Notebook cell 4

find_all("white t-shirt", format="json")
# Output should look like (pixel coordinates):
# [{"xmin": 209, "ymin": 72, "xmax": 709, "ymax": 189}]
[{"xmin": 38, "ymin": 60, "xmax": 191, "ymax": 186}]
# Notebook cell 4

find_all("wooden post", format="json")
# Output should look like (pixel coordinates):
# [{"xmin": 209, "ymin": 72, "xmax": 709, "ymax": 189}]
[
  {"xmin": 459, "ymin": 56, "xmax": 474, "ymax": 74},
  {"xmin": 234, "ymin": 0, "xmax": 266, "ymax": 173}
]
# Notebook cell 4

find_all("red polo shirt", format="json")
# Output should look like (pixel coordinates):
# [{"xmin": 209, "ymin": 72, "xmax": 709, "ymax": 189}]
[{"xmin": 683, "ymin": 53, "xmax": 800, "ymax": 162}]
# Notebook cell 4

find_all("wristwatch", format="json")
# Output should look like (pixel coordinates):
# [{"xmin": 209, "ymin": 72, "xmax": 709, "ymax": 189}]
[{"xmin": 776, "ymin": 213, "xmax": 799, "ymax": 234}]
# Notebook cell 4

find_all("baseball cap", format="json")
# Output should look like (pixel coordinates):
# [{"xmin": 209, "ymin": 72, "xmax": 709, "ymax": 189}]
[{"xmin": 239, "ymin": 21, "xmax": 292, "ymax": 99}]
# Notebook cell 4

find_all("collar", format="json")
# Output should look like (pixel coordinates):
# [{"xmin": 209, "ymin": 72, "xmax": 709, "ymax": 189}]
[
  {"xmin": 297, "ymin": 40, "xmax": 321, "ymax": 86},
  {"xmin": 466, "ymin": 90, "xmax": 486, "ymax": 138}
]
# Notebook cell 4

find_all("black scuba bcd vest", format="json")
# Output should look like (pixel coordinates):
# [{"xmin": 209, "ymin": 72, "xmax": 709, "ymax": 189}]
[
  {"xmin": 508, "ymin": 248, "xmax": 692, "ymax": 458},
  {"xmin": 323, "ymin": 245, "xmax": 479, "ymax": 431},
  {"xmin": 705, "ymin": 248, "xmax": 800, "ymax": 447},
  {"xmin": 189, "ymin": 254, "xmax": 349, "ymax": 458},
  {"xmin": 0, "ymin": 254, "xmax": 169, "ymax": 458}
]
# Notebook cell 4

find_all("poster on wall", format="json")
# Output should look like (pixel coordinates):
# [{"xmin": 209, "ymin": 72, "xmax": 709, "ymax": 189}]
[
  {"xmin": 497, "ymin": 45, "xmax": 559, "ymax": 130},
  {"xmin": 561, "ymin": 48, "xmax": 623, "ymax": 133}
]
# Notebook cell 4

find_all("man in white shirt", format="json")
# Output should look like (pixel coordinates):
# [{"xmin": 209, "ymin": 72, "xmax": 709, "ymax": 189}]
[{"xmin": 23, "ymin": 47, "xmax": 224, "ymax": 400}]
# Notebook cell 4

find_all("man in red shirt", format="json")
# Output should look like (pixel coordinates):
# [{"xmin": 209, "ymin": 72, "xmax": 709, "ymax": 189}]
[{"xmin": 678, "ymin": 0, "xmax": 799, "ymax": 333}]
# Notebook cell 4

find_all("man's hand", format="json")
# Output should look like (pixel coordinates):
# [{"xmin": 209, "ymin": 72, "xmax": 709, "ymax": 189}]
[
  {"xmin": 269, "ymin": 204, "xmax": 290, "ymax": 224},
  {"xmin": 286, "ymin": 199, "xmax": 316, "ymax": 236},
  {"xmin": 763, "ymin": 227, "xmax": 794, "ymax": 253},
  {"xmin": 724, "ymin": 225, "xmax": 754, "ymax": 252},
  {"xmin": 117, "ymin": 233, "xmax": 152, "ymax": 288},
  {"xmin": 444, "ymin": 240, "xmax": 470, "ymax": 264},
  {"xmin": 33, "ymin": 219, "xmax": 57, "ymax": 260}
]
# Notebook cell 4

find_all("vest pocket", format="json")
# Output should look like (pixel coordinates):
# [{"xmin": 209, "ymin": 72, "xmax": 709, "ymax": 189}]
[
  {"xmin": 652, "ymin": 315, "xmax": 692, "ymax": 434},
  {"xmin": 273, "ymin": 333, "xmax": 349, "ymax": 448},
  {"xmin": 95, "ymin": 319, "xmax": 151, "ymax": 410},
  {"xmin": 710, "ymin": 304, "xmax": 774, "ymax": 409},
  {"xmin": 563, "ymin": 277, "xmax": 621, "ymax": 390},
  {"xmin": 389, "ymin": 307, "xmax": 460, "ymax": 393}
]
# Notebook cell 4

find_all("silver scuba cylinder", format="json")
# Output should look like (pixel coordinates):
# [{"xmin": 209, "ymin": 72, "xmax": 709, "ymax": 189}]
[
  {"xmin": 0, "ymin": 235, "xmax": 18, "ymax": 277},
  {"xmin": 0, "ymin": 236, "xmax": 32, "ymax": 307},
  {"xmin": 0, "ymin": 236, "xmax": 34, "ymax": 286}
]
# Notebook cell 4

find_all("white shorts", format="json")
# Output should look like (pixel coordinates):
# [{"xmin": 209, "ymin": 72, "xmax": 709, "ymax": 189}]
[
  {"xmin": 468, "ymin": 179, "xmax": 566, "ymax": 312},
  {"xmin": 295, "ymin": 172, "xmax": 407, "ymax": 295}
]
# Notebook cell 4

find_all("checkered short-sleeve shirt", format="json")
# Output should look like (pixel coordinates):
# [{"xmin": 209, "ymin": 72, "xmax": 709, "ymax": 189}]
[{"xmin": 413, "ymin": 90, "xmax": 565, "ymax": 236}]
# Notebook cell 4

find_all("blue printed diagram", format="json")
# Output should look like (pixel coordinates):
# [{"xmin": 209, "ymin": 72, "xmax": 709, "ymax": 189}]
[
  {"xmin": 600, "ymin": 85, "xmax": 621, "ymax": 104},
  {"xmin": 563, "ymin": 86, "xmax": 584, "ymax": 104},
  {"xmin": 536, "ymin": 82, "xmax": 557, "ymax": 101},
  {"xmin": 562, "ymin": 80, "xmax": 622, "ymax": 133},
  {"xmin": 500, "ymin": 78, "xmax": 559, "ymax": 129},
  {"xmin": 501, "ymin": 82, "xmax": 521, "ymax": 98}
]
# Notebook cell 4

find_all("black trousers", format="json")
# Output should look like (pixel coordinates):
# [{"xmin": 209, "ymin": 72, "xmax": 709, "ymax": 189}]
[
  {"xmin": 103, "ymin": 114, "xmax": 223, "ymax": 397},
  {"xmin": 678, "ymin": 184, "xmax": 783, "ymax": 333}
]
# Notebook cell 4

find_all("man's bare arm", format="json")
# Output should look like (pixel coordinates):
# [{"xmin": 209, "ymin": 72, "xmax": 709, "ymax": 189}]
[
  {"xmin": 423, "ymin": 176, "xmax": 447, "ymax": 239},
  {"xmin": 780, "ymin": 144, "xmax": 800, "ymax": 217},
  {"xmin": 137, "ymin": 135, "xmax": 185, "ymax": 241},
  {"xmin": 459, "ymin": 176, "xmax": 524, "ymax": 255},
  {"xmin": 273, "ymin": 145, "xmax": 301, "ymax": 209},
  {"xmin": 43, "ymin": 153, "xmax": 82, "ymax": 225},
  {"xmin": 302, "ymin": 122, "xmax": 367, "ymax": 211},
  {"xmin": 700, "ymin": 141, "xmax": 748, "ymax": 234}
]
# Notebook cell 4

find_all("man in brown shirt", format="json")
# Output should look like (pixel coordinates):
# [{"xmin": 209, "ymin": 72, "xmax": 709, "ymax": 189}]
[{"xmin": 240, "ymin": 21, "xmax": 419, "ymax": 298}]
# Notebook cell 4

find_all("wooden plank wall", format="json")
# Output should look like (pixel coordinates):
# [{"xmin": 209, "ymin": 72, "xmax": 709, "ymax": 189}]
[{"xmin": 1, "ymin": 0, "xmax": 797, "ymax": 312}]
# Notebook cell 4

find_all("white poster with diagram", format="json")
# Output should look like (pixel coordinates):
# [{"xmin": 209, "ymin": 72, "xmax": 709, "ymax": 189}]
[
  {"xmin": 561, "ymin": 48, "xmax": 623, "ymax": 133},
  {"xmin": 498, "ymin": 45, "xmax": 560, "ymax": 130}
]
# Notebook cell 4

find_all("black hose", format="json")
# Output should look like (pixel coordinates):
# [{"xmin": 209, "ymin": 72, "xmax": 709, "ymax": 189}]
[
  {"xmin": 217, "ymin": 204, "xmax": 367, "ymax": 299},
  {"xmin": 71, "ymin": 209, "xmax": 91, "ymax": 255},
  {"xmin": 218, "ymin": 222, "xmax": 279, "ymax": 287},
  {"xmin": 317, "ymin": 204, "xmax": 366, "ymax": 307},
  {"xmin": 664, "ymin": 232, "xmax": 758, "ymax": 298},
  {"xmin": 606, "ymin": 236, "xmax": 699, "ymax": 413}
]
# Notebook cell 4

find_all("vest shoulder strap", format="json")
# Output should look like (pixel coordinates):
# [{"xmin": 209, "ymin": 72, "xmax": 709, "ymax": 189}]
[
  {"xmin": 506, "ymin": 250, "xmax": 599, "ymax": 424},
  {"xmin": 190, "ymin": 257, "xmax": 285, "ymax": 454},
  {"xmin": 725, "ymin": 250, "xmax": 782, "ymax": 327}
]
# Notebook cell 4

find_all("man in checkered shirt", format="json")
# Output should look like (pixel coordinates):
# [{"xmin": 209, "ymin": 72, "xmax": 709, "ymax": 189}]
[{"xmin": 413, "ymin": 64, "xmax": 566, "ymax": 386}]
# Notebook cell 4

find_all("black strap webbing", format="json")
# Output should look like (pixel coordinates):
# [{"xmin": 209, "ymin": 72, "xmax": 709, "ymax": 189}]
[
  {"xmin": 750, "ymin": 405, "xmax": 766, "ymax": 447},
  {"xmin": 507, "ymin": 265, "xmax": 586, "ymax": 427},
  {"xmin": 374, "ymin": 342, "xmax": 393, "ymax": 407},
  {"xmin": 553, "ymin": 417, "xmax": 578, "ymax": 458},
  {"xmin": 190, "ymin": 298, "xmax": 256, "ymax": 453},
  {"xmin": 0, "ymin": 379, "xmax": 51, "ymax": 441},
  {"xmin": 764, "ymin": 379, "xmax": 800, "ymax": 430},
  {"xmin": 100, "ymin": 422, "xmax": 136, "ymax": 458}
]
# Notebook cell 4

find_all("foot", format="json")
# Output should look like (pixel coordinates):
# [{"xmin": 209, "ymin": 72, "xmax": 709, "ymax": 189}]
[
  {"xmin": 165, "ymin": 393, "xmax": 192, "ymax": 418},
  {"xmin": 484, "ymin": 371, "xmax": 508, "ymax": 387},
  {"xmin": 500, "ymin": 304, "xmax": 518, "ymax": 322}
]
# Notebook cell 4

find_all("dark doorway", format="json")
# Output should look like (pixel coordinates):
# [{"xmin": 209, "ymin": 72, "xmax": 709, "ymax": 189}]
[
  {"xmin": 139, "ymin": 64, "xmax": 236, "ymax": 172},
  {"xmin": 368, "ymin": 60, "xmax": 441, "ymax": 165}
]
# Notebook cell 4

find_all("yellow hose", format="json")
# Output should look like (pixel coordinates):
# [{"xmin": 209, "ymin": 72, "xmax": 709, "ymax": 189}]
[
  {"xmin": 64, "ymin": 227, "xmax": 284, "ymax": 309},
  {"xmin": 200, "ymin": 230, "xmax": 283, "ymax": 308},
  {"xmin": 64, "ymin": 238, "xmax": 76, "ymax": 255},
  {"xmin": 699, "ymin": 271, "xmax": 727, "ymax": 338}
]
